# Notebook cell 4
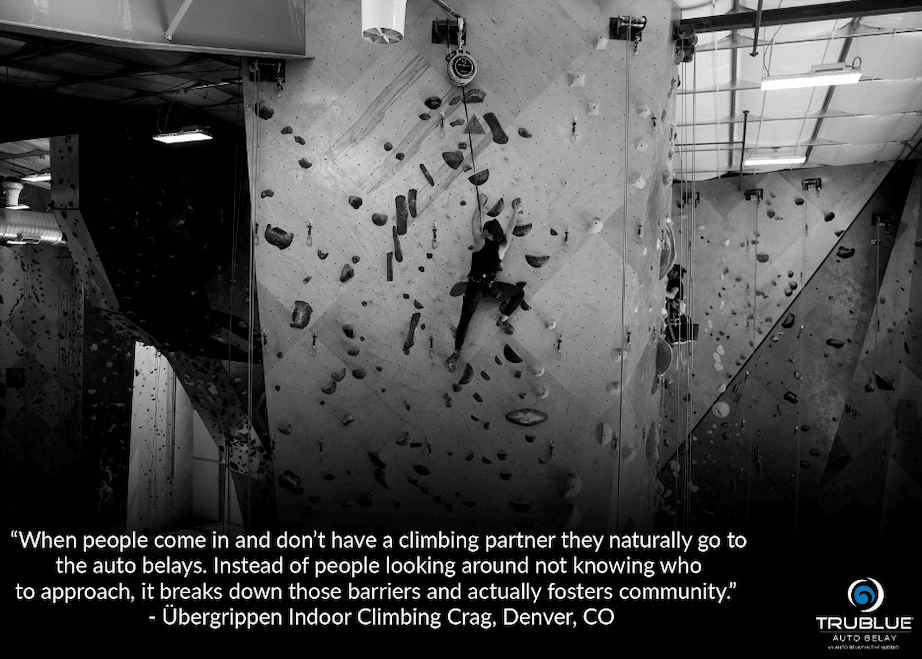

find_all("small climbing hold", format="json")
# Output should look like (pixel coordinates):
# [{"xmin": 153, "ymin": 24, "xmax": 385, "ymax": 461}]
[
  {"xmin": 510, "ymin": 499, "xmax": 533, "ymax": 513},
  {"xmin": 260, "ymin": 189, "xmax": 275, "ymax": 198},
  {"xmin": 373, "ymin": 468, "xmax": 390, "ymax": 490},
  {"xmin": 281, "ymin": 126, "xmax": 293, "ymax": 134},
  {"xmin": 874, "ymin": 372, "xmax": 895, "ymax": 391},
  {"xmin": 767, "ymin": 210, "xmax": 776, "ymax": 219},
  {"xmin": 606, "ymin": 381, "xmax": 620, "ymax": 394},
  {"xmin": 408, "ymin": 189, "xmax": 417, "ymax": 218},
  {"xmin": 343, "ymin": 325, "xmax": 355, "ymax": 339},
  {"xmin": 550, "ymin": 228, "xmax": 558, "ymax": 236},
  {"xmin": 499, "ymin": 472, "xmax": 512, "ymax": 481},
  {"xmin": 482, "ymin": 457, "xmax": 493, "ymax": 465},
  {"xmin": 534, "ymin": 384, "xmax": 549, "ymax": 399},
  {"xmin": 442, "ymin": 151, "xmax": 463, "ymax": 169},
  {"xmin": 413, "ymin": 300, "xmax": 423, "ymax": 309},
  {"xmin": 372, "ymin": 213, "xmax": 388, "ymax": 226},
  {"xmin": 403, "ymin": 312, "xmax": 421, "ymax": 355},
  {"xmin": 826, "ymin": 338, "xmax": 844, "ymax": 349},
  {"xmin": 341, "ymin": 413, "xmax": 355, "ymax": 425},
  {"xmin": 396, "ymin": 195, "xmax": 409, "ymax": 235},
  {"xmin": 468, "ymin": 169, "xmax": 489, "ymax": 186},
  {"xmin": 836, "ymin": 246, "xmax": 855, "ymax": 259},
  {"xmin": 623, "ymin": 448, "xmax": 637, "ymax": 464},
  {"xmin": 278, "ymin": 424, "xmax": 293, "ymax": 435},
  {"xmin": 290, "ymin": 301, "xmax": 312, "ymax": 329},
  {"xmin": 480, "ymin": 370, "xmax": 491, "ymax": 381},
  {"xmin": 784, "ymin": 391, "xmax": 798, "ymax": 404},
  {"xmin": 824, "ymin": 212, "xmax": 835, "ymax": 222},
  {"xmin": 450, "ymin": 118, "xmax": 465, "ymax": 126},
  {"xmin": 599, "ymin": 423, "xmax": 613, "ymax": 446},
  {"xmin": 396, "ymin": 432, "xmax": 409, "ymax": 446},
  {"xmin": 298, "ymin": 158, "xmax": 312, "ymax": 169},
  {"xmin": 332, "ymin": 368, "xmax": 347, "ymax": 382},
  {"xmin": 352, "ymin": 368, "xmax": 366, "ymax": 379},
  {"xmin": 348, "ymin": 196, "xmax": 362, "ymax": 209},
  {"xmin": 294, "ymin": 136, "xmax": 305, "ymax": 145},
  {"xmin": 419, "ymin": 163, "xmax": 435, "ymax": 186},
  {"xmin": 525, "ymin": 255, "xmax": 550, "ymax": 268},
  {"xmin": 444, "ymin": 393, "xmax": 453, "ymax": 407},
  {"xmin": 384, "ymin": 142, "xmax": 393, "ymax": 151},
  {"xmin": 303, "ymin": 276, "xmax": 312, "ymax": 284},
  {"xmin": 473, "ymin": 392, "xmax": 483, "ymax": 403},
  {"xmin": 419, "ymin": 113, "xmax": 431, "ymax": 120},
  {"xmin": 588, "ymin": 217, "xmax": 603, "ymax": 234},
  {"xmin": 425, "ymin": 96, "xmax": 442, "ymax": 109},
  {"xmin": 395, "ymin": 152, "xmax": 405, "ymax": 160},
  {"xmin": 483, "ymin": 112, "xmax": 508, "ymax": 144},
  {"xmin": 756, "ymin": 253, "xmax": 769, "ymax": 263},
  {"xmin": 486, "ymin": 197, "xmax": 505, "ymax": 217},
  {"xmin": 278, "ymin": 470, "xmax": 303, "ymax": 494},
  {"xmin": 530, "ymin": 364, "xmax": 545, "ymax": 377},
  {"xmin": 512, "ymin": 223, "xmax": 532, "ymax": 237},
  {"xmin": 518, "ymin": 127, "xmax": 532, "ymax": 138},
  {"xmin": 265, "ymin": 225, "xmax": 294, "ymax": 250},
  {"xmin": 505, "ymin": 409, "xmax": 548, "ymax": 427},
  {"xmin": 464, "ymin": 88, "xmax": 486, "ymax": 103},
  {"xmin": 794, "ymin": 197, "xmax": 804, "ymax": 206},
  {"xmin": 413, "ymin": 464, "xmax": 431, "ymax": 476},
  {"xmin": 317, "ymin": 249, "xmax": 328, "ymax": 260}
]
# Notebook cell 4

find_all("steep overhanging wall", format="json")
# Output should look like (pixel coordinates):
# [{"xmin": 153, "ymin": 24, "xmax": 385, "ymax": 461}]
[
  {"xmin": 244, "ymin": 0, "xmax": 682, "ymax": 532},
  {"xmin": 657, "ymin": 160, "xmax": 921, "ymax": 536}
]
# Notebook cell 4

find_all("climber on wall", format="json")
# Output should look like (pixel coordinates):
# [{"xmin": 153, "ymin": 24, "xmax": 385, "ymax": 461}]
[
  {"xmin": 447, "ymin": 193, "xmax": 525, "ymax": 373},
  {"xmin": 664, "ymin": 263, "xmax": 696, "ymax": 345}
]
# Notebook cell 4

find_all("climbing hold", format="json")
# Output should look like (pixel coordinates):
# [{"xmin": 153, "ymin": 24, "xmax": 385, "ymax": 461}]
[
  {"xmin": 341, "ymin": 413, "xmax": 355, "ymax": 426},
  {"xmin": 413, "ymin": 464, "xmax": 431, "ymax": 476},
  {"xmin": 606, "ymin": 381, "xmax": 620, "ymax": 393},
  {"xmin": 419, "ymin": 163, "xmax": 435, "ymax": 186},
  {"xmin": 468, "ymin": 169, "xmax": 489, "ymax": 186},
  {"xmin": 874, "ymin": 372, "xmax": 895, "ymax": 391},
  {"xmin": 512, "ymin": 223, "xmax": 532, "ymax": 237},
  {"xmin": 303, "ymin": 276, "xmax": 312, "ymax": 284},
  {"xmin": 782, "ymin": 313, "xmax": 795, "ymax": 329},
  {"xmin": 343, "ymin": 325, "xmax": 355, "ymax": 339},
  {"xmin": 534, "ymin": 384, "xmax": 549, "ymax": 399},
  {"xmin": 505, "ymin": 409, "xmax": 549, "ymax": 427},
  {"xmin": 264, "ymin": 225, "xmax": 294, "ymax": 250},
  {"xmin": 756, "ymin": 253, "xmax": 770, "ymax": 263},
  {"xmin": 483, "ymin": 113, "xmax": 508, "ymax": 144},
  {"xmin": 384, "ymin": 142, "xmax": 393, "ymax": 151},
  {"xmin": 396, "ymin": 153, "xmax": 405, "ymax": 160},
  {"xmin": 518, "ymin": 127, "xmax": 532, "ymax": 138},
  {"xmin": 373, "ymin": 468, "xmax": 390, "ymax": 490},
  {"xmin": 260, "ymin": 189, "xmax": 275, "ymax": 198},
  {"xmin": 794, "ymin": 197, "xmax": 804, "ymax": 206},
  {"xmin": 396, "ymin": 195, "xmax": 408, "ymax": 235},
  {"xmin": 317, "ymin": 249, "xmax": 328, "ymax": 259},
  {"xmin": 294, "ymin": 136, "xmax": 305, "ymax": 145},
  {"xmin": 255, "ymin": 100, "xmax": 274, "ymax": 120},
  {"xmin": 712, "ymin": 402, "xmax": 730, "ymax": 418},
  {"xmin": 588, "ymin": 217, "xmax": 603, "ymax": 234},
  {"xmin": 767, "ymin": 210, "xmax": 776, "ymax": 219},
  {"xmin": 396, "ymin": 432, "xmax": 409, "ymax": 446},
  {"xmin": 561, "ymin": 474, "xmax": 582, "ymax": 498},
  {"xmin": 372, "ymin": 213, "xmax": 388, "ymax": 227},
  {"xmin": 459, "ymin": 363, "xmax": 474, "ymax": 385},
  {"xmin": 351, "ymin": 256, "xmax": 361, "ymax": 265},
  {"xmin": 403, "ymin": 313, "xmax": 421, "ymax": 355},
  {"xmin": 352, "ymin": 368, "xmax": 367, "ymax": 379},
  {"xmin": 499, "ymin": 472, "xmax": 512, "ymax": 481},
  {"xmin": 623, "ymin": 448, "xmax": 637, "ymax": 464},
  {"xmin": 281, "ymin": 126, "xmax": 293, "ymax": 134},
  {"xmin": 486, "ymin": 197, "xmax": 505, "ymax": 217},
  {"xmin": 413, "ymin": 300, "xmax": 423, "ymax": 310},
  {"xmin": 278, "ymin": 470, "xmax": 303, "ymax": 495},
  {"xmin": 824, "ymin": 211, "xmax": 835, "ymax": 222},
  {"xmin": 332, "ymin": 367, "xmax": 347, "ymax": 382},
  {"xmin": 442, "ymin": 151, "xmax": 464, "ymax": 169},
  {"xmin": 503, "ymin": 344, "xmax": 524, "ymax": 364},
  {"xmin": 290, "ymin": 301, "xmax": 312, "ymax": 329},
  {"xmin": 464, "ymin": 88, "xmax": 486, "ymax": 103},
  {"xmin": 408, "ymin": 189, "xmax": 417, "ymax": 218},
  {"xmin": 631, "ymin": 176, "xmax": 646, "ymax": 189},
  {"xmin": 525, "ymin": 255, "xmax": 550, "ymax": 268},
  {"xmin": 637, "ymin": 105, "xmax": 652, "ymax": 118},
  {"xmin": 836, "ymin": 246, "xmax": 855, "ymax": 258},
  {"xmin": 444, "ymin": 393, "xmax": 453, "ymax": 407},
  {"xmin": 278, "ymin": 424, "xmax": 293, "ymax": 435},
  {"xmin": 530, "ymin": 364, "xmax": 545, "ymax": 377},
  {"xmin": 784, "ymin": 391, "xmax": 798, "ymax": 404},
  {"xmin": 425, "ymin": 96, "xmax": 442, "ymax": 109},
  {"xmin": 392, "ymin": 227, "xmax": 403, "ymax": 262},
  {"xmin": 510, "ymin": 499, "xmax": 533, "ymax": 513},
  {"xmin": 298, "ymin": 158, "xmax": 312, "ymax": 169},
  {"xmin": 473, "ymin": 392, "xmax": 483, "ymax": 403},
  {"xmin": 348, "ymin": 195, "xmax": 362, "ymax": 209},
  {"xmin": 826, "ymin": 338, "xmax": 844, "ymax": 349},
  {"xmin": 419, "ymin": 113, "xmax": 431, "ymax": 120},
  {"xmin": 599, "ymin": 423, "xmax": 613, "ymax": 446},
  {"xmin": 450, "ymin": 118, "xmax": 465, "ymax": 126}
]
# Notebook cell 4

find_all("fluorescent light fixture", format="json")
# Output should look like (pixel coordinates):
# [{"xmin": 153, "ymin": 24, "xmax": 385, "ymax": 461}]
[
  {"xmin": 761, "ymin": 63, "xmax": 861, "ymax": 91},
  {"xmin": 744, "ymin": 155, "xmax": 807, "ymax": 166},
  {"xmin": 22, "ymin": 172, "xmax": 51, "ymax": 183},
  {"xmin": 152, "ymin": 126, "xmax": 213, "ymax": 144}
]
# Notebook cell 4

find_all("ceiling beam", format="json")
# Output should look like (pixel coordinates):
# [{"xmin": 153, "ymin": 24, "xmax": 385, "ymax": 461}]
[
  {"xmin": 678, "ymin": 109, "xmax": 922, "ymax": 126},
  {"xmin": 681, "ymin": 0, "xmax": 922, "ymax": 33},
  {"xmin": 0, "ymin": 149, "xmax": 48, "ymax": 161}
]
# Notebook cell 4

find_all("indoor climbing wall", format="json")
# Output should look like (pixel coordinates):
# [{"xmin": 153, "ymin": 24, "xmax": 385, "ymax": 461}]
[
  {"xmin": 245, "ymin": 0, "xmax": 681, "ymax": 532},
  {"xmin": 0, "ymin": 236, "xmax": 84, "ymax": 523},
  {"xmin": 657, "ymin": 160, "xmax": 919, "ymax": 533}
]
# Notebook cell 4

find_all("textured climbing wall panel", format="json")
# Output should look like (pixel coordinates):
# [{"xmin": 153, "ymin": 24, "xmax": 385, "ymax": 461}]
[
  {"xmin": 656, "ymin": 161, "xmax": 920, "ymax": 534},
  {"xmin": 246, "ymin": 0, "xmax": 680, "ymax": 532},
  {"xmin": 661, "ymin": 163, "xmax": 890, "ymax": 461},
  {"xmin": 127, "ymin": 344, "xmax": 194, "ymax": 531},
  {"xmin": 0, "ymin": 240, "xmax": 84, "ymax": 517}
]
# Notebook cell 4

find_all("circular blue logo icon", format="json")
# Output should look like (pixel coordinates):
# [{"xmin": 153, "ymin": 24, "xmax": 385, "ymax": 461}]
[{"xmin": 848, "ymin": 578, "xmax": 884, "ymax": 613}]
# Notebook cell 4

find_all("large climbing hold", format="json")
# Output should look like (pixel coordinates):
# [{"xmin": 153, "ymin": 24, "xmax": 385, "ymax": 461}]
[
  {"xmin": 265, "ymin": 225, "xmax": 294, "ymax": 250},
  {"xmin": 459, "ymin": 362, "xmax": 474, "ymax": 385},
  {"xmin": 486, "ymin": 197, "xmax": 505, "ymax": 218},
  {"xmin": 290, "ymin": 301, "xmax": 313, "ymax": 329},
  {"xmin": 340, "ymin": 264, "xmax": 355, "ymax": 283},
  {"xmin": 408, "ymin": 189, "xmax": 418, "ymax": 218},
  {"xmin": 505, "ymin": 409, "xmax": 549, "ymax": 427},
  {"xmin": 483, "ymin": 113, "xmax": 508, "ymax": 144},
  {"xmin": 443, "ymin": 151, "xmax": 464, "ymax": 169},
  {"xmin": 392, "ymin": 227, "xmax": 403, "ymax": 262},
  {"xmin": 503, "ymin": 344, "xmax": 523, "ymax": 364},
  {"xmin": 396, "ymin": 195, "xmax": 409, "ymax": 235},
  {"xmin": 468, "ymin": 169, "xmax": 489, "ymax": 186},
  {"xmin": 403, "ymin": 313, "xmax": 421, "ymax": 355},
  {"xmin": 525, "ymin": 255, "xmax": 550, "ymax": 268},
  {"xmin": 512, "ymin": 223, "xmax": 532, "ymax": 237},
  {"xmin": 464, "ymin": 88, "xmax": 486, "ymax": 103},
  {"xmin": 711, "ymin": 401, "xmax": 730, "ymax": 418},
  {"xmin": 560, "ymin": 474, "xmax": 582, "ymax": 498}
]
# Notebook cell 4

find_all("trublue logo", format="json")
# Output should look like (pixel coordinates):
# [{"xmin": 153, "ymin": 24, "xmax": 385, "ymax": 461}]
[{"xmin": 848, "ymin": 578, "xmax": 885, "ymax": 613}]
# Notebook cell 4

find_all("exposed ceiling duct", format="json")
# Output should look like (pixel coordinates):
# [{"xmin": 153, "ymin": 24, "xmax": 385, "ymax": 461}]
[{"xmin": 0, "ymin": 208, "xmax": 66, "ymax": 246}]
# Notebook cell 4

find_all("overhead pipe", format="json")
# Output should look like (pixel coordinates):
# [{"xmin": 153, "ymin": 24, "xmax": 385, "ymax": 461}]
[
  {"xmin": 750, "ymin": 0, "xmax": 763, "ymax": 58},
  {"xmin": 0, "ymin": 209, "xmax": 66, "ymax": 247},
  {"xmin": 739, "ymin": 109, "xmax": 749, "ymax": 191}
]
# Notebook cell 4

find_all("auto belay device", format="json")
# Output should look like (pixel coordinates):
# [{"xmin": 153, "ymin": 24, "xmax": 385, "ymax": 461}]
[{"xmin": 430, "ymin": 1, "xmax": 477, "ymax": 86}]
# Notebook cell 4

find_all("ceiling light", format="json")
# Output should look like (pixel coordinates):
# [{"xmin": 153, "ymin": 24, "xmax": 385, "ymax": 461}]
[
  {"xmin": 22, "ymin": 172, "xmax": 51, "ymax": 183},
  {"xmin": 744, "ymin": 155, "xmax": 807, "ymax": 166},
  {"xmin": 361, "ymin": 0, "xmax": 408, "ymax": 44},
  {"xmin": 152, "ymin": 126, "xmax": 213, "ymax": 144},
  {"xmin": 761, "ymin": 63, "xmax": 861, "ymax": 91}
]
